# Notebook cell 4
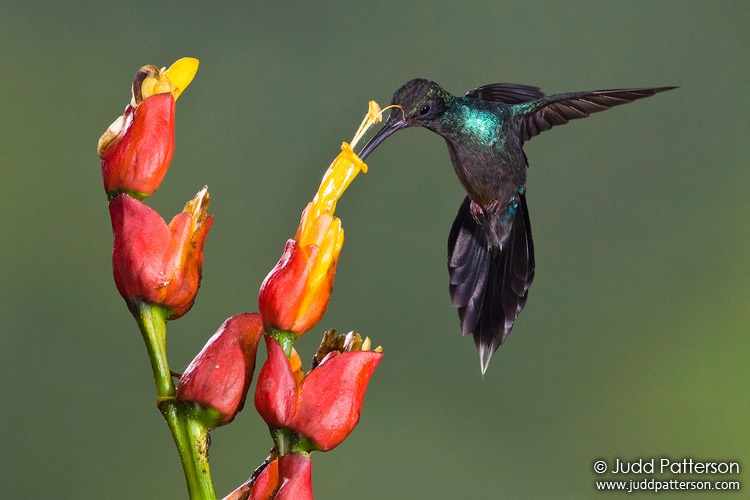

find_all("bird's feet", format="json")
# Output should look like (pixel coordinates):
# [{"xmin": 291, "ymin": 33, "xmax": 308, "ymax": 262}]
[
  {"xmin": 470, "ymin": 199, "xmax": 501, "ymax": 224},
  {"xmin": 469, "ymin": 200, "xmax": 483, "ymax": 224}
]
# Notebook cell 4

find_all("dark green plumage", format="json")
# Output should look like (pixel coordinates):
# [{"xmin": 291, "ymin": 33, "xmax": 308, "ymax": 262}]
[{"xmin": 358, "ymin": 79, "xmax": 675, "ymax": 374}]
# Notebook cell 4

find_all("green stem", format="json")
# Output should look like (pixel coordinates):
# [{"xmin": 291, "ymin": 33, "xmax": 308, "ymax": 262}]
[
  {"xmin": 272, "ymin": 427, "xmax": 293, "ymax": 456},
  {"xmin": 184, "ymin": 415, "xmax": 215, "ymax": 499},
  {"xmin": 136, "ymin": 303, "xmax": 173, "ymax": 397},
  {"xmin": 135, "ymin": 302, "xmax": 216, "ymax": 499},
  {"xmin": 266, "ymin": 329, "xmax": 298, "ymax": 359}
]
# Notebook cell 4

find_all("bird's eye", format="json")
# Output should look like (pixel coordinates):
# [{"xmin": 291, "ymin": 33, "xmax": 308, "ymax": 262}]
[{"xmin": 417, "ymin": 103, "xmax": 431, "ymax": 117}]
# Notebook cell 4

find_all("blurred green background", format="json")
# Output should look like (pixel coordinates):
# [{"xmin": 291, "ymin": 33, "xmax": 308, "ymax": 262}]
[{"xmin": 2, "ymin": 1, "xmax": 748, "ymax": 498}]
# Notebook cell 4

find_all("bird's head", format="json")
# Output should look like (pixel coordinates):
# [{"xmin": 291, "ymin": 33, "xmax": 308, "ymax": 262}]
[{"xmin": 358, "ymin": 79, "xmax": 450, "ymax": 160}]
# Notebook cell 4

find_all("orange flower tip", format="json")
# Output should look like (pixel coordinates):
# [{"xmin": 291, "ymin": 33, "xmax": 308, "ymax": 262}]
[
  {"xmin": 350, "ymin": 101, "xmax": 382, "ymax": 149},
  {"xmin": 97, "ymin": 113, "xmax": 127, "ymax": 157},
  {"xmin": 369, "ymin": 100, "xmax": 383, "ymax": 124},
  {"xmin": 350, "ymin": 101, "xmax": 405, "ymax": 150},
  {"xmin": 130, "ymin": 57, "xmax": 199, "ymax": 105},
  {"xmin": 164, "ymin": 57, "xmax": 199, "ymax": 101},
  {"xmin": 313, "ymin": 329, "xmax": 381, "ymax": 367},
  {"xmin": 342, "ymin": 330, "xmax": 361, "ymax": 352},
  {"xmin": 361, "ymin": 336, "xmax": 372, "ymax": 352},
  {"xmin": 183, "ymin": 186, "xmax": 211, "ymax": 223}
]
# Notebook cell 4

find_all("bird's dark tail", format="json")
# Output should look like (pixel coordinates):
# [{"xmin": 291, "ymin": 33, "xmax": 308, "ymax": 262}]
[{"xmin": 448, "ymin": 196, "xmax": 535, "ymax": 374}]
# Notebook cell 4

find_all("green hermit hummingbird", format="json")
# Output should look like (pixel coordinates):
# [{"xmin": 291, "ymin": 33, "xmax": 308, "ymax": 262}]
[{"xmin": 358, "ymin": 79, "xmax": 674, "ymax": 374}]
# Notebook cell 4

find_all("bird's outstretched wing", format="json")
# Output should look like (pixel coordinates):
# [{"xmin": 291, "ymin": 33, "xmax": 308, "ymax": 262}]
[
  {"xmin": 514, "ymin": 86, "xmax": 676, "ymax": 143},
  {"xmin": 448, "ymin": 195, "xmax": 535, "ymax": 373},
  {"xmin": 465, "ymin": 83, "xmax": 546, "ymax": 104}
]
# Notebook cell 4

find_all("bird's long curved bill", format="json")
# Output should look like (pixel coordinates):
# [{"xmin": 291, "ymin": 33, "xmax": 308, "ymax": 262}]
[{"xmin": 357, "ymin": 117, "xmax": 407, "ymax": 161}]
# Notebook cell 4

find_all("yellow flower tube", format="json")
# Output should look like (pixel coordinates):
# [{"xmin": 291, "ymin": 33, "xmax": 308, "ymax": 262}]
[{"xmin": 259, "ymin": 101, "xmax": 400, "ymax": 336}]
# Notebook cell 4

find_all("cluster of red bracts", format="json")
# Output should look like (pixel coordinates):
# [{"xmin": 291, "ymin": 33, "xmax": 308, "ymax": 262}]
[
  {"xmin": 255, "ymin": 333, "xmax": 382, "ymax": 452},
  {"xmin": 225, "ymin": 452, "xmax": 314, "ymax": 500},
  {"xmin": 223, "ymin": 330, "xmax": 381, "ymax": 499},
  {"xmin": 100, "ymin": 58, "xmax": 382, "ymax": 499},
  {"xmin": 100, "ymin": 58, "xmax": 210, "ymax": 319}
]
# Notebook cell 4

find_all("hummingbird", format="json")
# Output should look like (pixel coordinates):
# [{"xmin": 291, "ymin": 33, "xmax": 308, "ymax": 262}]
[{"xmin": 357, "ymin": 79, "xmax": 674, "ymax": 374}]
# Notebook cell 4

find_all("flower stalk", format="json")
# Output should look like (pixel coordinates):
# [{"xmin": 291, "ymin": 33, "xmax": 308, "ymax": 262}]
[
  {"xmin": 135, "ymin": 301, "xmax": 216, "ymax": 499},
  {"xmin": 100, "ymin": 58, "xmax": 390, "ymax": 499}
]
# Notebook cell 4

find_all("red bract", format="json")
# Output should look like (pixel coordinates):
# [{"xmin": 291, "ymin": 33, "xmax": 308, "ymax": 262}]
[
  {"xmin": 253, "ymin": 335, "xmax": 299, "ymax": 428},
  {"xmin": 98, "ymin": 58, "xmax": 198, "ymax": 200},
  {"xmin": 99, "ymin": 93, "xmax": 175, "ymax": 199},
  {"xmin": 258, "ymin": 239, "xmax": 318, "ymax": 334},
  {"xmin": 255, "ymin": 335, "xmax": 382, "ymax": 451},
  {"xmin": 109, "ymin": 189, "xmax": 213, "ymax": 319},
  {"xmin": 249, "ymin": 453, "xmax": 313, "ymax": 500},
  {"xmin": 258, "ymin": 213, "xmax": 340, "ymax": 336},
  {"xmin": 177, "ymin": 313, "xmax": 264, "ymax": 426}
]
